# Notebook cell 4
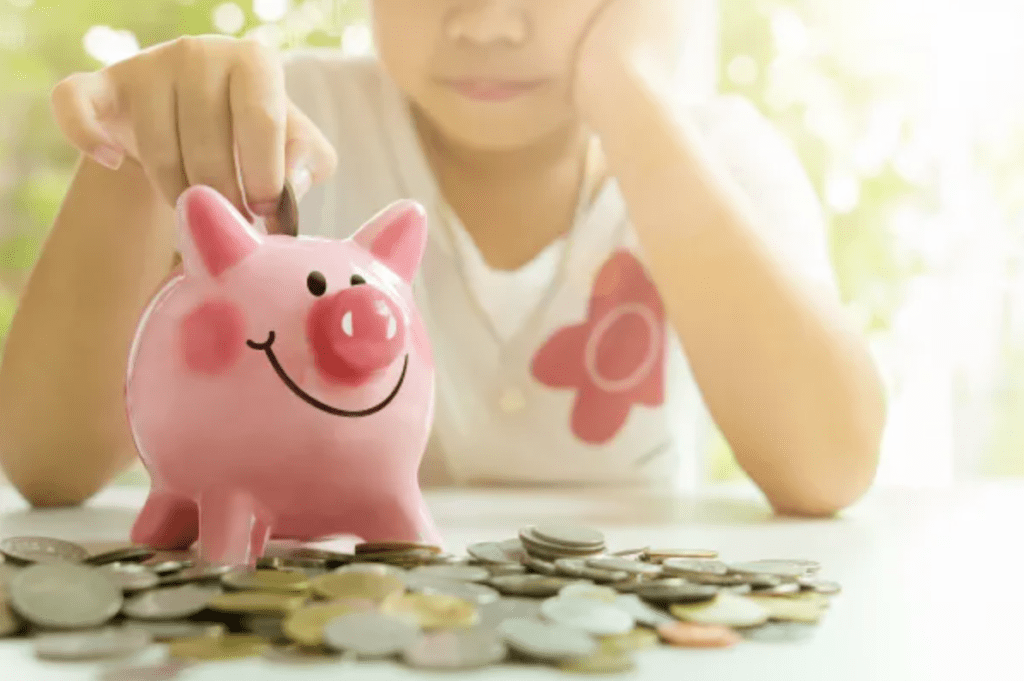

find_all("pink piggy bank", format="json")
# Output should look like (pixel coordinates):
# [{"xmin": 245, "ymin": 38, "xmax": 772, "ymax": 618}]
[{"xmin": 125, "ymin": 185, "xmax": 440, "ymax": 565}]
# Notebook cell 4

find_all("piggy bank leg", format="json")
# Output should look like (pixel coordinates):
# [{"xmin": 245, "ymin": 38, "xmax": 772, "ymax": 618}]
[
  {"xmin": 197, "ymin": 489, "xmax": 272, "ymax": 566},
  {"xmin": 131, "ymin": 490, "xmax": 199, "ymax": 550},
  {"xmin": 352, "ymin": 492, "xmax": 442, "ymax": 547}
]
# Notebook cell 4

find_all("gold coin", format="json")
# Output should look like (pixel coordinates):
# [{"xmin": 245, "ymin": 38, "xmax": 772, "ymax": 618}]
[
  {"xmin": 310, "ymin": 572, "xmax": 405, "ymax": 604},
  {"xmin": 208, "ymin": 591, "xmax": 307, "ymax": 615},
  {"xmin": 168, "ymin": 634, "xmax": 270, "ymax": 661},
  {"xmin": 747, "ymin": 595, "xmax": 828, "ymax": 623},
  {"xmin": 223, "ymin": 569, "xmax": 310, "ymax": 593},
  {"xmin": 283, "ymin": 601, "xmax": 372, "ymax": 647},
  {"xmin": 559, "ymin": 651, "xmax": 635, "ymax": 674},
  {"xmin": 382, "ymin": 593, "xmax": 479, "ymax": 630},
  {"xmin": 599, "ymin": 628, "xmax": 659, "ymax": 654},
  {"xmin": 355, "ymin": 542, "xmax": 442, "ymax": 555}
]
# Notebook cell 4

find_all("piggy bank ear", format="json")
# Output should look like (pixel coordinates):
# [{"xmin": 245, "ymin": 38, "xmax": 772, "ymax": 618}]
[
  {"xmin": 176, "ymin": 185, "xmax": 262, "ymax": 279},
  {"xmin": 351, "ymin": 200, "xmax": 427, "ymax": 283}
]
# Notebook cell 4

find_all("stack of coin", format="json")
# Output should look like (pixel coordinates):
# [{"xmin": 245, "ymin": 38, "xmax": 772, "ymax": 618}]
[{"xmin": 0, "ymin": 527, "xmax": 842, "ymax": 676}]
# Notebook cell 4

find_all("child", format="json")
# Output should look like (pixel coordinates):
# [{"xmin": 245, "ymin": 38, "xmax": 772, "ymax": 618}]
[{"xmin": 0, "ymin": 0, "xmax": 886, "ymax": 515}]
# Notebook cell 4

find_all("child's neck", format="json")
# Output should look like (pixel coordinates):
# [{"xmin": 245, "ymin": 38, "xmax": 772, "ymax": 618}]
[{"xmin": 413, "ymin": 109, "xmax": 600, "ymax": 271}]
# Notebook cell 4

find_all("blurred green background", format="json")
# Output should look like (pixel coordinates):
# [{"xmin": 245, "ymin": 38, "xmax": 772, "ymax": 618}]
[{"xmin": 0, "ymin": 0, "xmax": 1021, "ymax": 485}]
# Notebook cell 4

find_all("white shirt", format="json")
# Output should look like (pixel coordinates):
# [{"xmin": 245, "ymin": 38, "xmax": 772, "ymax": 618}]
[{"xmin": 282, "ymin": 51, "xmax": 840, "ymax": 491}]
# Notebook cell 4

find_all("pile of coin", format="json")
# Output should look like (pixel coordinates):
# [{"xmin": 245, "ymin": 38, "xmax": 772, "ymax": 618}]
[{"xmin": 0, "ymin": 525, "xmax": 841, "ymax": 678}]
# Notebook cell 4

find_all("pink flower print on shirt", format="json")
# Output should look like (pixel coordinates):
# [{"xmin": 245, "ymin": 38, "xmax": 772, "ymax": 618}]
[{"xmin": 531, "ymin": 249, "xmax": 667, "ymax": 444}]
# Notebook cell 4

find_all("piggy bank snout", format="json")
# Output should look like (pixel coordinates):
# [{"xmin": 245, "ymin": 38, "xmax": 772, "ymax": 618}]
[{"xmin": 307, "ymin": 285, "xmax": 406, "ymax": 384}]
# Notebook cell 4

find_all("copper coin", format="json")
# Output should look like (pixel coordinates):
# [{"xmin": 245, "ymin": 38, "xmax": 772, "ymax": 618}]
[{"xmin": 656, "ymin": 622, "xmax": 742, "ymax": 648}]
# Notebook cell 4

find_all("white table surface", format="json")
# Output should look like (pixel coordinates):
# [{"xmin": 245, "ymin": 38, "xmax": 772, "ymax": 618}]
[{"xmin": 1, "ymin": 481, "xmax": 1022, "ymax": 681}]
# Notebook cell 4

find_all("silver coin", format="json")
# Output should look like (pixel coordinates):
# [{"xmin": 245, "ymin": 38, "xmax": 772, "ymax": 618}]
[
  {"xmin": 729, "ymin": 560, "xmax": 814, "ymax": 579},
  {"xmin": 553, "ymin": 558, "xmax": 629, "ymax": 583},
  {"xmin": 323, "ymin": 611, "xmax": 421, "ymax": 657},
  {"xmin": 724, "ymin": 584, "xmax": 754, "ymax": 595},
  {"xmin": 519, "ymin": 529, "xmax": 603, "ymax": 559},
  {"xmin": 0, "ymin": 536, "xmax": 89, "ymax": 564},
  {"xmin": 123, "ymin": 584, "xmax": 221, "ymax": 620},
  {"xmin": 686, "ymin": 572, "xmax": 753, "ymax": 587},
  {"xmin": 98, "ymin": 661, "xmax": 192, "ymax": 681},
  {"xmin": 612, "ymin": 594, "xmax": 676, "ymax": 628},
  {"xmin": 157, "ymin": 563, "xmax": 232, "ymax": 586},
  {"xmin": 558, "ymin": 583, "xmax": 619, "ymax": 602},
  {"xmin": 402, "ymin": 628, "xmax": 508, "ymax": 669},
  {"xmin": 147, "ymin": 560, "xmax": 191, "ymax": 576},
  {"xmin": 497, "ymin": 617, "xmax": 597, "ymax": 661},
  {"xmin": 634, "ymin": 582, "xmax": 719, "ymax": 604},
  {"xmin": 521, "ymin": 555, "xmax": 558, "ymax": 576},
  {"xmin": 476, "ymin": 597, "xmax": 543, "ymax": 630},
  {"xmin": 540, "ymin": 597, "xmax": 635, "ymax": 636},
  {"xmin": 409, "ymin": 564, "xmax": 490, "ymax": 582},
  {"xmin": 758, "ymin": 582, "xmax": 801, "ymax": 596},
  {"xmin": 10, "ymin": 563, "xmax": 123, "ymax": 628},
  {"xmin": 1, "ymin": 602, "xmax": 23, "ymax": 637},
  {"xmin": 585, "ymin": 557, "xmax": 662, "ymax": 576},
  {"xmin": 85, "ymin": 547, "xmax": 156, "ymax": 566},
  {"xmin": 100, "ymin": 563, "xmax": 160, "ymax": 591},
  {"xmin": 403, "ymin": 575, "xmax": 500, "ymax": 605},
  {"xmin": 531, "ymin": 525, "xmax": 605, "ymax": 549},
  {"xmin": 740, "ymin": 621, "xmax": 818, "ymax": 643},
  {"xmin": 489, "ymin": 575, "xmax": 579, "ymax": 598},
  {"xmin": 798, "ymin": 578, "xmax": 841, "ymax": 595},
  {"xmin": 34, "ymin": 627, "xmax": 152, "ymax": 660},
  {"xmin": 661, "ymin": 558, "xmax": 730, "ymax": 576},
  {"xmin": 123, "ymin": 620, "xmax": 225, "ymax": 641},
  {"xmin": 333, "ymin": 562, "xmax": 407, "ymax": 577},
  {"xmin": 487, "ymin": 563, "xmax": 528, "ymax": 578}
]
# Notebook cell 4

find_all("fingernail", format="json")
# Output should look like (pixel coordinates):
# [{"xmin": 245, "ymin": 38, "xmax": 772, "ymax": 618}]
[
  {"xmin": 250, "ymin": 200, "xmax": 278, "ymax": 217},
  {"xmin": 289, "ymin": 164, "xmax": 312, "ymax": 199},
  {"xmin": 93, "ymin": 145, "xmax": 124, "ymax": 171}
]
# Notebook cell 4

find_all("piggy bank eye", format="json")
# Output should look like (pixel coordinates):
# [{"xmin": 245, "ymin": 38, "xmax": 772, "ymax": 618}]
[
  {"xmin": 307, "ymin": 271, "xmax": 327, "ymax": 296},
  {"xmin": 350, "ymin": 274, "xmax": 366, "ymax": 286}
]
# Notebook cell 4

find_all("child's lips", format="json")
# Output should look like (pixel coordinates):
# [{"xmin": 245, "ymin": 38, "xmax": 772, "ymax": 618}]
[{"xmin": 443, "ymin": 78, "xmax": 547, "ymax": 102}]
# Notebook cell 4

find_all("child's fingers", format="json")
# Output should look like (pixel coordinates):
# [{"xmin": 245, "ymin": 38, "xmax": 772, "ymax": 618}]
[
  {"xmin": 49, "ymin": 71, "xmax": 125, "ymax": 171},
  {"xmin": 283, "ymin": 101, "xmax": 338, "ymax": 201},
  {"xmin": 130, "ymin": 79, "xmax": 189, "ymax": 210},
  {"xmin": 229, "ymin": 42, "xmax": 288, "ymax": 218}
]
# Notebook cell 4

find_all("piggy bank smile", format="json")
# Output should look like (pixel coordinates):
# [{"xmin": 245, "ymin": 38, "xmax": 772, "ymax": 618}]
[{"xmin": 246, "ymin": 330, "xmax": 409, "ymax": 418}]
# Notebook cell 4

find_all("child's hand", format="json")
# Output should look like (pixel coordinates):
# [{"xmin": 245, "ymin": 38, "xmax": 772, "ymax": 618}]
[
  {"xmin": 49, "ymin": 36, "xmax": 337, "ymax": 220},
  {"xmin": 572, "ymin": 0, "xmax": 690, "ymax": 118}
]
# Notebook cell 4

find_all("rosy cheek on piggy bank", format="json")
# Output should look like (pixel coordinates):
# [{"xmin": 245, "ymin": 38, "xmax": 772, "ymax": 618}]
[{"xmin": 179, "ymin": 299, "xmax": 246, "ymax": 374}]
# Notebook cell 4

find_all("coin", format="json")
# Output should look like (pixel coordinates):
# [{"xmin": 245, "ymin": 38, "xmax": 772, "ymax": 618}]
[
  {"xmin": 10, "ymin": 562, "xmax": 123, "ymax": 628},
  {"xmin": 634, "ymin": 582, "xmax": 719, "ymax": 604},
  {"xmin": 522, "ymin": 555, "xmax": 559, "ymax": 575},
  {"xmin": 669, "ymin": 593, "xmax": 770, "ymax": 627},
  {"xmin": 263, "ymin": 642, "xmax": 344, "ymax": 664},
  {"xmin": 747, "ymin": 593, "xmax": 829, "ymax": 623},
  {"xmin": 98, "ymin": 660, "xmax": 192, "ymax": 681},
  {"xmin": 657, "ymin": 621, "xmax": 742, "ymax": 648},
  {"xmin": 382, "ymin": 592, "xmax": 479, "ymax": 629},
  {"xmin": 409, "ymin": 564, "xmax": 490, "ymax": 582},
  {"xmin": 311, "ymin": 571, "xmax": 406, "ymax": 603},
  {"xmin": 585, "ymin": 557, "xmax": 661, "ymax": 576},
  {"xmin": 611, "ymin": 594, "xmax": 676, "ymax": 628},
  {"xmin": 487, "ymin": 563, "xmax": 528, "ymax": 577},
  {"xmin": 540, "ymin": 597, "xmax": 635, "ymax": 636},
  {"xmin": 168, "ymin": 634, "xmax": 270, "ymax": 661},
  {"xmin": 609, "ymin": 547, "xmax": 648, "ymax": 559},
  {"xmin": 274, "ymin": 179, "xmax": 299, "ymax": 236},
  {"xmin": 356, "ymin": 541, "xmax": 441, "ymax": 555},
  {"xmin": 740, "ymin": 621, "xmax": 818, "ymax": 642},
  {"xmin": 402, "ymin": 575, "xmax": 501, "ymax": 605},
  {"xmin": 123, "ymin": 620, "xmax": 225, "ymax": 641},
  {"xmin": 85, "ymin": 546, "xmax": 156, "ymax": 566},
  {"xmin": 645, "ymin": 549, "xmax": 719, "ymax": 561},
  {"xmin": 0, "ymin": 602, "xmax": 23, "ymax": 637},
  {"xmin": 798, "ymin": 577, "xmax": 842, "ymax": 595},
  {"xmin": 221, "ymin": 568, "xmax": 310, "ymax": 592},
  {"xmin": 497, "ymin": 618, "xmax": 598, "ymax": 661},
  {"xmin": 467, "ymin": 541, "xmax": 527, "ymax": 565},
  {"xmin": 100, "ymin": 563, "xmax": 160, "ymax": 591},
  {"xmin": 729, "ymin": 560, "xmax": 814, "ymax": 579},
  {"xmin": 490, "ymin": 575, "xmax": 578, "ymax": 598},
  {"xmin": 599, "ymin": 627, "xmax": 660, "ymax": 654},
  {"xmin": 158, "ymin": 563, "xmax": 232, "ymax": 586},
  {"xmin": 122, "ymin": 584, "xmax": 221, "ymax": 620},
  {"xmin": 558, "ymin": 583, "xmax": 618, "ymax": 603},
  {"xmin": 402, "ymin": 628, "xmax": 508, "ymax": 670},
  {"xmin": 34, "ymin": 627, "xmax": 152, "ymax": 660},
  {"xmin": 476, "ymin": 597, "xmax": 543, "ymax": 630},
  {"xmin": 323, "ymin": 611, "xmax": 421, "ymax": 657},
  {"xmin": 0, "ymin": 536, "xmax": 89, "ymax": 564},
  {"xmin": 661, "ymin": 558, "xmax": 730, "ymax": 577},
  {"xmin": 334, "ymin": 562, "xmax": 408, "ymax": 578},
  {"xmin": 147, "ymin": 560, "xmax": 191, "ymax": 576},
  {"xmin": 208, "ymin": 591, "xmax": 306, "ymax": 615},
  {"xmin": 531, "ymin": 524, "xmax": 605, "ymax": 548},
  {"xmin": 283, "ymin": 601, "xmax": 375, "ymax": 647},
  {"xmin": 558, "ymin": 651, "xmax": 635, "ymax": 674}
]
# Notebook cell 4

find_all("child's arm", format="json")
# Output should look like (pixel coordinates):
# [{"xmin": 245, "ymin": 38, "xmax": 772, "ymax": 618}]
[
  {"xmin": 575, "ymin": 1, "xmax": 887, "ymax": 516},
  {"xmin": 0, "ymin": 157, "xmax": 177, "ymax": 506}
]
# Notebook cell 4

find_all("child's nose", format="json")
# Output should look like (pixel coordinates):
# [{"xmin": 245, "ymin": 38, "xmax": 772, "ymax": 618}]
[{"xmin": 445, "ymin": 2, "xmax": 529, "ymax": 45}]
